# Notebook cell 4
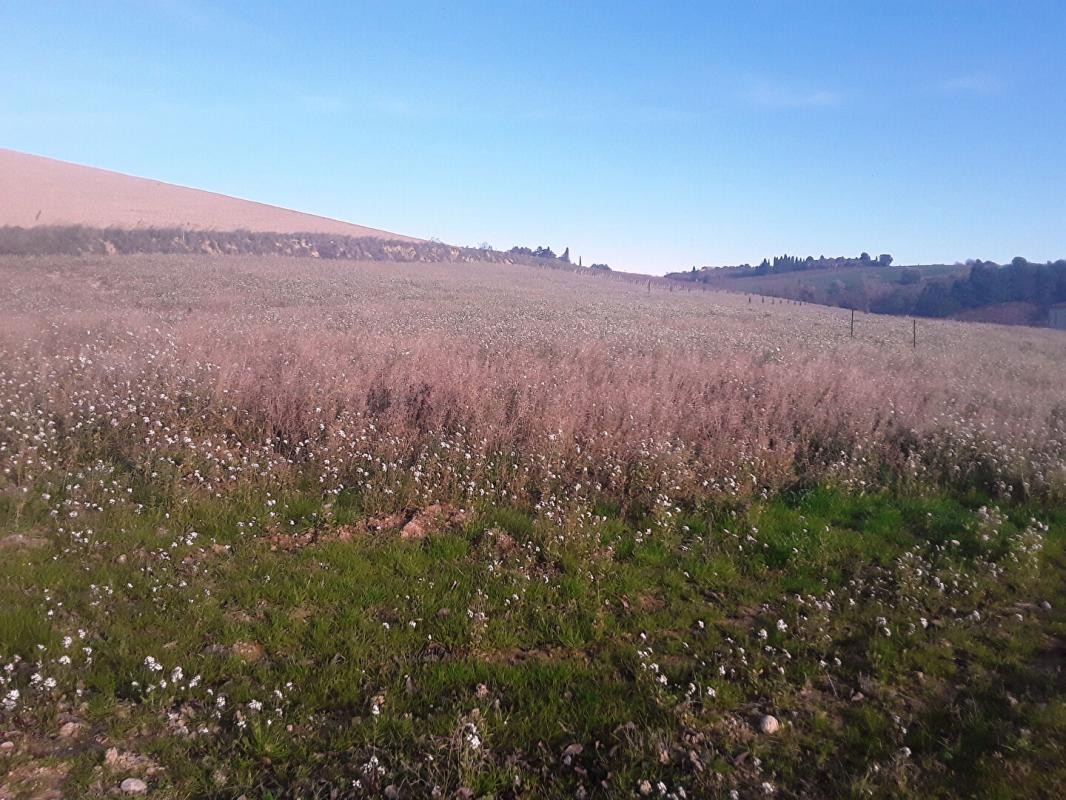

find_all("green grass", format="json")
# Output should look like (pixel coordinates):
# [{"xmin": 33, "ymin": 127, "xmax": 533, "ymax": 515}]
[{"xmin": 0, "ymin": 485, "xmax": 1063, "ymax": 798}]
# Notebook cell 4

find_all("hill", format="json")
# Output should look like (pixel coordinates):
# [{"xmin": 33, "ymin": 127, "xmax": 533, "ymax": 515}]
[
  {"xmin": 669, "ymin": 257, "xmax": 1066, "ymax": 328},
  {"xmin": 0, "ymin": 148, "xmax": 417, "ymax": 241},
  {"xmin": 668, "ymin": 261, "xmax": 966, "ymax": 311}
]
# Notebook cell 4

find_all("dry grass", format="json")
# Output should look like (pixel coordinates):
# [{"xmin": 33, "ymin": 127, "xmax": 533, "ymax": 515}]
[{"xmin": 1, "ymin": 253, "xmax": 1063, "ymax": 508}]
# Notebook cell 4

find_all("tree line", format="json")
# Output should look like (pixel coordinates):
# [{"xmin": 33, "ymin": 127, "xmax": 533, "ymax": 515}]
[
  {"xmin": 873, "ymin": 258, "xmax": 1066, "ymax": 317},
  {"xmin": 507, "ymin": 245, "xmax": 611, "ymax": 271},
  {"xmin": 678, "ymin": 251, "xmax": 892, "ymax": 281}
]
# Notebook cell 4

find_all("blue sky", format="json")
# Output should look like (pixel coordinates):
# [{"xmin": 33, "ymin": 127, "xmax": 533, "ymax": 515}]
[{"xmin": 2, "ymin": 1, "xmax": 1064, "ymax": 274}]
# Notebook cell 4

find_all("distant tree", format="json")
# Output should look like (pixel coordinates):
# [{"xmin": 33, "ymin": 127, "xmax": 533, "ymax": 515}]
[
  {"xmin": 477, "ymin": 241, "xmax": 492, "ymax": 251},
  {"xmin": 878, "ymin": 253, "xmax": 893, "ymax": 266},
  {"xmin": 860, "ymin": 252, "xmax": 871, "ymax": 264},
  {"xmin": 559, "ymin": 247, "xmax": 570, "ymax": 263},
  {"xmin": 914, "ymin": 281, "xmax": 958, "ymax": 317},
  {"xmin": 589, "ymin": 263, "xmax": 611, "ymax": 271}
]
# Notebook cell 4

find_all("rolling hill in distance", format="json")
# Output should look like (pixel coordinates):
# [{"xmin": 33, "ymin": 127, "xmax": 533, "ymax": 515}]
[
  {"xmin": 3, "ymin": 147, "xmax": 1064, "ymax": 330},
  {"xmin": 0, "ymin": 148, "xmax": 418, "ymax": 241}
]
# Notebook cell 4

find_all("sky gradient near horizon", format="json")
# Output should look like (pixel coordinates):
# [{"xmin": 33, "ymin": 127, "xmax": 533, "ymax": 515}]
[{"xmin": 2, "ymin": 1, "xmax": 1064, "ymax": 274}]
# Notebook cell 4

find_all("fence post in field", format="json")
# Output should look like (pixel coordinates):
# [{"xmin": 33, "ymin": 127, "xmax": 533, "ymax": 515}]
[
  {"xmin": 913, "ymin": 319, "xmax": 917, "ymax": 350},
  {"xmin": 850, "ymin": 308, "xmax": 855, "ymax": 338}
]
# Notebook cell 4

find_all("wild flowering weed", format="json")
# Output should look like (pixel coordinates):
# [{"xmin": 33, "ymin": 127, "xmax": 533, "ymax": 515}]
[{"xmin": 0, "ymin": 254, "xmax": 1063, "ymax": 797}]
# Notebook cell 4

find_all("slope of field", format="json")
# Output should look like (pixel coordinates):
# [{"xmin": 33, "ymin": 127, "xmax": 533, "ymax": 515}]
[
  {"xmin": 1, "ymin": 254, "xmax": 1064, "ymax": 798},
  {"xmin": 0, "ymin": 148, "xmax": 417, "ymax": 240},
  {"xmin": 718, "ymin": 263, "xmax": 963, "ymax": 293},
  {"xmin": 952, "ymin": 301, "xmax": 1047, "ymax": 326},
  {"xmin": 669, "ymin": 263, "xmax": 968, "ymax": 309}
]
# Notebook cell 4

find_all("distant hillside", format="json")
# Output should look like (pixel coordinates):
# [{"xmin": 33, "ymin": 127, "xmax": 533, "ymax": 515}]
[
  {"xmin": 951, "ymin": 302, "xmax": 1047, "ymax": 326},
  {"xmin": 0, "ymin": 225, "xmax": 552, "ymax": 266},
  {"xmin": 668, "ymin": 259, "xmax": 966, "ymax": 310},
  {"xmin": 679, "ymin": 251, "xmax": 894, "ymax": 280},
  {"xmin": 0, "ymin": 148, "xmax": 418, "ymax": 241},
  {"xmin": 668, "ymin": 255, "xmax": 1066, "ymax": 328}
]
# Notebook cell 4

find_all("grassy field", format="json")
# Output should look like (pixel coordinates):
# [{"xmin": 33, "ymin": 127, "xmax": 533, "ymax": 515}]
[
  {"xmin": 1, "ymin": 255, "xmax": 1064, "ymax": 799},
  {"xmin": 681, "ymin": 263, "xmax": 968, "ymax": 309},
  {"xmin": 725, "ymin": 263, "xmax": 962, "ymax": 289}
]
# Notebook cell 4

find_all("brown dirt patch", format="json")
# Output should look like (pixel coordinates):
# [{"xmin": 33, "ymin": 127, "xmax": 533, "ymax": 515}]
[
  {"xmin": 0, "ymin": 533, "xmax": 49, "ymax": 551},
  {"xmin": 0, "ymin": 761, "xmax": 71, "ymax": 800},
  {"xmin": 268, "ymin": 504, "xmax": 467, "ymax": 550}
]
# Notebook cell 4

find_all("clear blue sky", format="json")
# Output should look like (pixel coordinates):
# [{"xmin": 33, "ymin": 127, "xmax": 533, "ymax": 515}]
[{"xmin": 2, "ymin": 1, "xmax": 1064, "ymax": 274}]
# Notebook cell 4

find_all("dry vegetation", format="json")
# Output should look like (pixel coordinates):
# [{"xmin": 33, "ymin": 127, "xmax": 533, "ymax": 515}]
[
  {"xmin": 0, "ymin": 226, "xmax": 553, "ymax": 266},
  {"xmin": 1, "ymin": 254, "xmax": 1064, "ymax": 798},
  {"xmin": 0, "ymin": 148, "xmax": 414, "ymax": 241},
  {"xmin": 3, "ymin": 254, "xmax": 1063, "ymax": 502}
]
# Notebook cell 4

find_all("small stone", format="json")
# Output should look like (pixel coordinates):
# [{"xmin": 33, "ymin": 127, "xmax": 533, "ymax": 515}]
[
  {"xmin": 1040, "ymin": 600, "xmax": 1052, "ymax": 611},
  {"xmin": 562, "ymin": 742, "xmax": 583, "ymax": 766},
  {"xmin": 639, "ymin": 779, "xmax": 653, "ymax": 795},
  {"xmin": 384, "ymin": 785, "xmax": 400, "ymax": 799},
  {"xmin": 120, "ymin": 777, "xmax": 148, "ymax": 794},
  {"xmin": 436, "ymin": 607, "xmax": 450, "ymax": 617},
  {"xmin": 231, "ymin": 641, "xmax": 265, "ymax": 662},
  {"xmin": 850, "ymin": 692, "xmax": 865, "ymax": 703},
  {"xmin": 58, "ymin": 721, "xmax": 83, "ymax": 738},
  {"xmin": 1, "ymin": 740, "xmax": 15, "ymax": 752},
  {"xmin": 758, "ymin": 715, "xmax": 781, "ymax": 734}
]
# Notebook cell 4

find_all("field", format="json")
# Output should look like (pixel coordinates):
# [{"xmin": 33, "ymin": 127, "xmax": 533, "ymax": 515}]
[
  {"xmin": 0, "ymin": 149, "xmax": 414, "ymax": 241},
  {"xmin": 677, "ymin": 264, "xmax": 969, "ymax": 311},
  {"xmin": 1, "ymin": 254, "xmax": 1065, "ymax": 799},
  {"xmin": 718, "ymin": 263, "xmax": 964, "ymax": 294}
]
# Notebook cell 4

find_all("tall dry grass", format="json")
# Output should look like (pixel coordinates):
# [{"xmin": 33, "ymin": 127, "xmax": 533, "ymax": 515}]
[{"xmin": 1, "ymin": 253, "xmax": 1064, "ymax": 515}]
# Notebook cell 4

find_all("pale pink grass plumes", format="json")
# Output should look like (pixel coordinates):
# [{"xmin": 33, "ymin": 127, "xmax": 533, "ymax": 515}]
[{"xmin": 0, "ymin": 253, "xmax": 1063, "ymax": 511}]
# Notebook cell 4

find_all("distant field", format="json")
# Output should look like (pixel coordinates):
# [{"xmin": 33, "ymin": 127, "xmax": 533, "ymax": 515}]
[
  {"xmin": 722, "ymin": 263, "xmax": 963, "ymax": 292},
  {"xmin": 1, "ymin": 255, "xmax": 1064, "ymax": 799},
  {"xmin": 0, "ymin": 148, "xmax": 417, "ymax": 241}
]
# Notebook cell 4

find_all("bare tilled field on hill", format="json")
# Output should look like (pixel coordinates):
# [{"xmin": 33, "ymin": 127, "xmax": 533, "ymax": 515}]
[{"xmin": 1, "ymin": 255, "xmax": 1064, "ymax": 799}]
